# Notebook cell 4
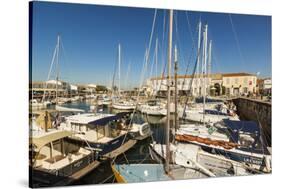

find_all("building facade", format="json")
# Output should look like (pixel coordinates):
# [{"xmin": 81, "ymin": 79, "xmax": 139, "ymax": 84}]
[
  {"xmin": 257, "ymin": 78, "xmax": 272, "ymax": 96},
  {"xmin": 222, "ymin": 73, "xmax": 257, "ymax": 96},
  {"xmin": 147, "ymin": 72, "xmax": 257, "ymax": 97},
  {"xmin": 30, "ymin": 80, "xmax": 78, "ymax": 99}
]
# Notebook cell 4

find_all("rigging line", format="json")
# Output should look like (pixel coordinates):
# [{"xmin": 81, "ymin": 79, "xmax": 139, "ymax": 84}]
[
  {"xmin": 182, "ymin": 37, "xmax": 204, "ymax": 117},
  {"xmin": 149, "ymin": 41, "xmax": 157, "ymax": 79},
  {"xmin": 207, "ymin": 28, "xmax": 222, "ymax": 74},
  {"xmin": 111, "ymin": 9, "xmax": 158, "ymax": 165},
  {"xmin": 174, "ymin": 11, "xmax": 188, "ymax": 79},
  {"xmin": 185, "ymin": 11, "xmax": 197, "ymax": 52},
  {"xmin": 185, "ymin": 11, "xmax": 198, "ymax": 72},
  {"xmin": 42, "ymin": 42, "xmax": 58, "ymax": 102},
  {"xmin": 157, "ymin": 10, "xmax": 169, "ymax": 94},
  {"xmin": 179, "ymin": 12, "xmax": 199, "ymax": 92},
  {"xmin": 184, "ymin": 34, "xmax": 203, "ymax": 92},
  {"xmin": 210, "ymin": 43, "xmax": 221, "ymax": 74},
  {"xmin": 112, "ymin": 45, "xmax": 118, "ymax": 95},
  {"xmin": 180, "ymin": 42, "xmax": 195, "ymax": 92},
  {"xmin": 146, "ymin": 9, "xmax": 158, "ymax": 75},
  {"xmin": 125, "ymin": 61, "xmax": 131, "ymax": 90},
  {"xmin": 60, "ymin": 38, "xmax": 69, "ymax": 78},
  {"xmin": 162, "ymin": 9, "xmax": 166, "ymax": 56},
  {"xmin": 229, "ymin": 14, "xmax": 245, "ymax": 66}
]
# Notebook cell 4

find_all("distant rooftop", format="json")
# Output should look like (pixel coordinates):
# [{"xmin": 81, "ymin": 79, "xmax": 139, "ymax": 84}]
[{"xmin": 150, "ymin": 72, "xmax": 256, "ymax": 80}]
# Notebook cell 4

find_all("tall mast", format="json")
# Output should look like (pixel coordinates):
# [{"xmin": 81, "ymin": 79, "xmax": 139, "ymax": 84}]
[
  {"xmin": 155, "ymin": 38, "xmax": 158, "ymax": 78},
  {"xmin": 165, "ymin": 9, "xmax": 173, "ymax": 174},
  {"xmin": 197, "ymin": 21, "xmax": 202, "ymax": 96},
  {"xmin": 56, "ymin": 35, "xmax": 60, "ymax": 105},
  {"xmin": 202, "ymin": 24, "xmax": 208, "ymax": 125},
  {"xmin": 207, "ymin": 40, "xmax": 212, "ymax": 95},
  {"xmin": 118, "ymin": 43, "xmax": 121, "ymax": 96},
  {"xmin": 155, "ymin": 38, "xmax": 158, "ymax": 96},
  {"xmin": 174, "ymin": 44, "xmax": 178, "ymax": 137}
]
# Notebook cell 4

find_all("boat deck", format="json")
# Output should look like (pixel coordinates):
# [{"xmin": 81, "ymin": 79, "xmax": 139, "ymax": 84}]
[
  {"xmin": 103, "ymin": 139, "xmax": 136, "ymax": 159},
  {"xmin": 54, "ymin": 160, "xmax": 101, "ymax": 186}
]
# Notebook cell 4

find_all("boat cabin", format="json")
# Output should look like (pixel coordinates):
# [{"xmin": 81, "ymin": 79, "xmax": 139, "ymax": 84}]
[
  {"xmin": 60, "ymin": 113, "xmax": 129, "ymax": 143},
  {"xmin": 30, "ymin": 130, "xmax": 92, "ymax": 173}
]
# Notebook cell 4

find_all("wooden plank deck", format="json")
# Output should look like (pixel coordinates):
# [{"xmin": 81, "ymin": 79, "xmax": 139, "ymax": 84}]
[{"xmin": 103, "ymin": 140, "xmax": 137, "ymax": 159}]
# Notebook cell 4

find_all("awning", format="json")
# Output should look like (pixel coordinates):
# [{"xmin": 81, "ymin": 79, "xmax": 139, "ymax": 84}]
[
  {"xmin": 88, "ymin": 112, "xmax": 130, "ymax": 128},
  {"xmin": 204, "ymin": 109, "xmax": 228, "ymax": 116},
  {"xmin": 31, "ymin": 130, "xmax": 72, "ymax": 151}
]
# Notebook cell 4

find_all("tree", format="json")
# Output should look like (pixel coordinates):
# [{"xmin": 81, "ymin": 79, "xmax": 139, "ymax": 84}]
[
  {"xmin": 221, "ymin": 86, "xmax": 226, "ymax": 95},
  {"xmin": 96, "ymin": 85, "xmax": 108, "ymax": 92}
]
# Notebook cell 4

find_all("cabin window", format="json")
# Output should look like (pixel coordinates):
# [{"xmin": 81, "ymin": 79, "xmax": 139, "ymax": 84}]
[
  {"xmin": 96, "ymin": 126, "xmax": 105, "ymax": 140},
  {"xmin": 52, "ymin": 139, "xmax": 62, "ymax": 153}
]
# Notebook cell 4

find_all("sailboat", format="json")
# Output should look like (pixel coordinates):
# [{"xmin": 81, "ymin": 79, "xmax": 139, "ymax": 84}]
[
  {"xmin": 138, "ymin": 39, "xmax": 168, "ymax": 116},
  {"xmin": 175, "ymin": 22, "xmax": 271, "ymax": 173},
  {"xmin": 112, "ymin": 44, "xmax": 136, "ymax": 110},
  {"xmin": 178, "ymin": 23, "xmax": 239, "ymax": 123},
  {"xmin": 112, "ymin": 10, "xmax": 213, "ymax": 183},
  {"xmin": 175, "ymin": 119, "xmax": 272, "ymax": 173},
  {"xmin": 150, "ymin": 21, "xmax": 256, "ymax": 177}
]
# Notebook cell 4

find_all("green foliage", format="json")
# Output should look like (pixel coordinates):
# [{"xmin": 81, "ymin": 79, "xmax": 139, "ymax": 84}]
[{"xmin": 96, "ymin": 85, "xmax": 108, "ymax": 92}]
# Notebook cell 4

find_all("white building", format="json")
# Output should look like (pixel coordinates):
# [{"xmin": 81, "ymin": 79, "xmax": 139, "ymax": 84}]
[{"xmin": 147, "ymin": 72, "xmax": 257, "ymax": 97}]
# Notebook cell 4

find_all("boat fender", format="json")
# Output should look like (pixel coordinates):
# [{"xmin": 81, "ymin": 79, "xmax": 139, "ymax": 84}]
[
  {"xmin": 265, "ymin": 156, "xmax": 271, "ymax": 172},
  {"xmin": 139, "ymin": 123, "xmax": 150, "ymax": 136}
]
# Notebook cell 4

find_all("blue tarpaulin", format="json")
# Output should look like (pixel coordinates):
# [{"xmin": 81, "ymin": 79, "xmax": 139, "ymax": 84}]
[
  {"xmin": 205, "ymin": 109, "xmax": 228, "ymax": 116},
  {"xmin": 88, "ymin": 112, "xmax": 130, "ymax": 127},
  {"xmin": 223, "ymin": 119, "xmax": 260, "ymax": 144}
]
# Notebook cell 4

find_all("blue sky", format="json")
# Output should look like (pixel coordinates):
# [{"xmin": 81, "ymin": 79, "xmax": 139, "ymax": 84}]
[{"xmin": 31, "ymin": 1, "xmax": 271, "ymax": 89}]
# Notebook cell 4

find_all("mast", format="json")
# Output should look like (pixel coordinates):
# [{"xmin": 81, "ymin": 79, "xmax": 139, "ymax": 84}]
[
  {"xmin": 165, "ymin": 9, "xmax": 173, "ymax": 174},
  {"xmin": 118, "ymin": 43, "xmax": 121, "ymax": 96},
  {"xmin": 155, "ymin": 38, "xmax": 158, "ymax": 96},
  {"xmin": 202, "ymin": 24, "xmax": 208, "ymax": 125},
  {"xmin": 197, "ymin": 21, "xmax": 202, "ymax": 96},
  {"xmin": 174, "ymin": 44, "xmax": 178, "ymax": 137},
  {"xmin": 207, "ymin": 40, "xmax": 212, "ymax": 95},
  {"xmin": 56, "ymin": 35, "xmax": 60, "ymax": 105},
  {"xmin": 154, "ymin": 38, "xmax": 158, "ymax": 96}
]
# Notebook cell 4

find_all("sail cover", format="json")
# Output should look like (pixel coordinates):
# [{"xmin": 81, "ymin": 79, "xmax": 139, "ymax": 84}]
[{"xmin": 87, "ymin": 112, "xmax": 130, "ymax": 127}]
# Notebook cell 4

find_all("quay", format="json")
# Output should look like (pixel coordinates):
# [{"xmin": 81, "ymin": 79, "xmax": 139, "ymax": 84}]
[{"xmin": 229, "ymin": 97, "xmax": 271, "ymax": 146}]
